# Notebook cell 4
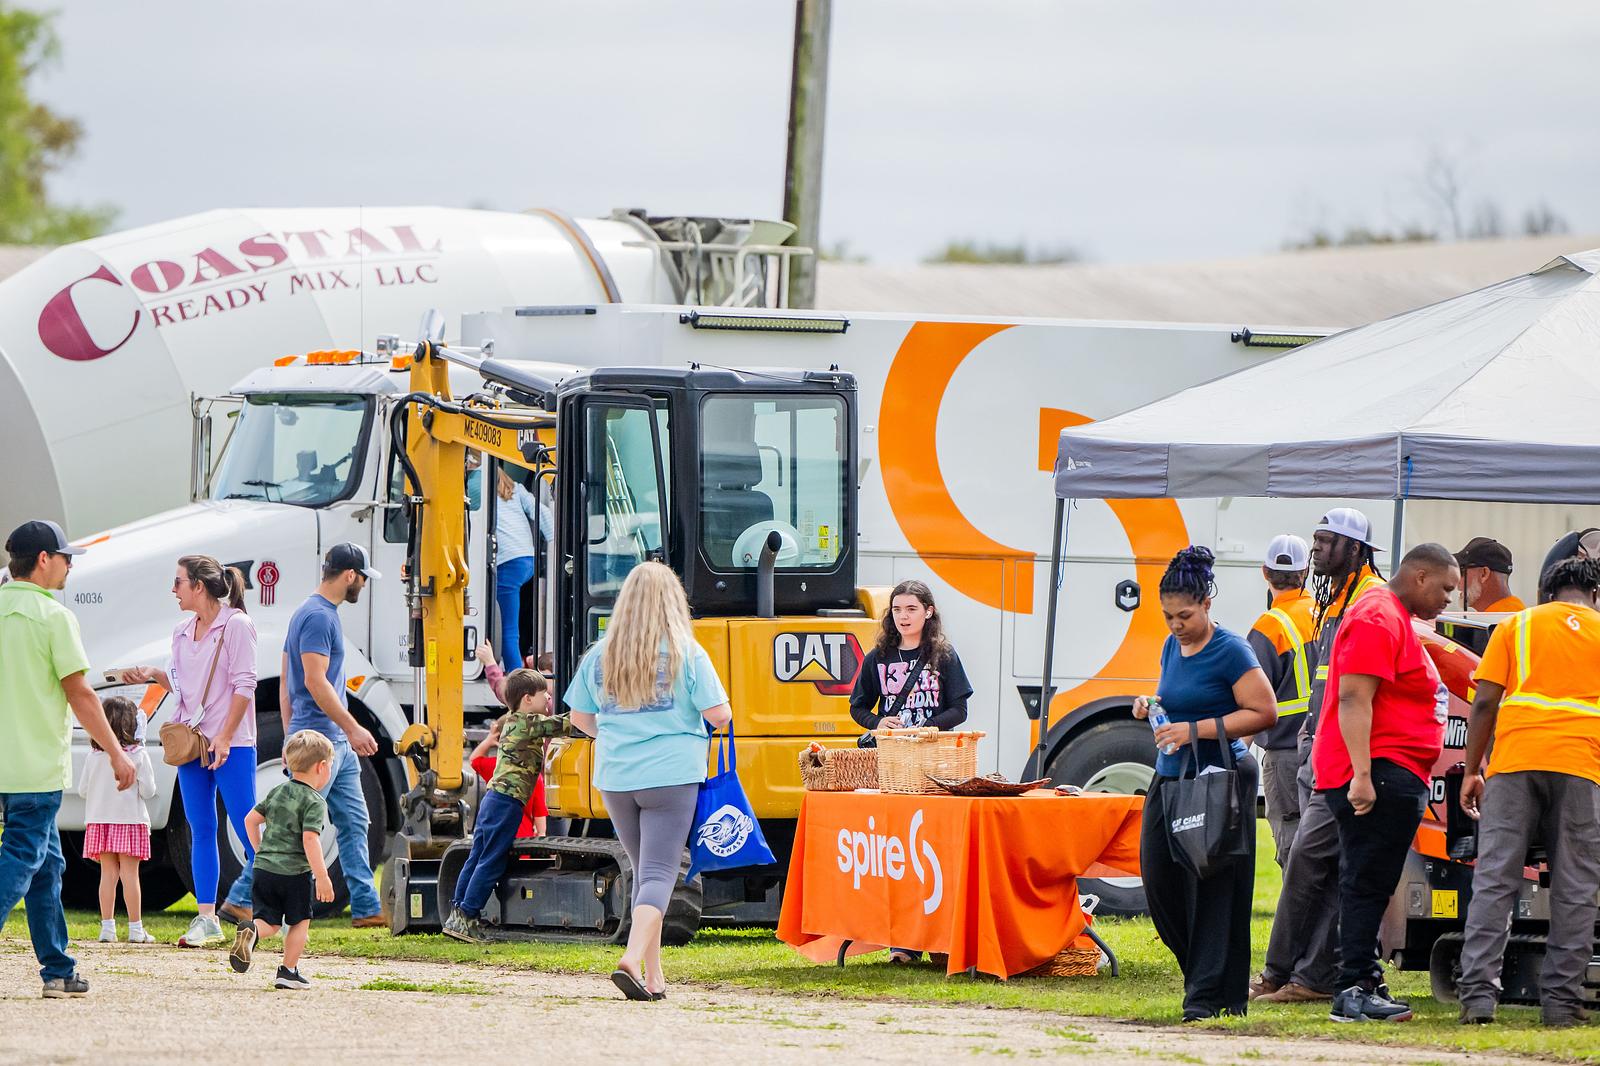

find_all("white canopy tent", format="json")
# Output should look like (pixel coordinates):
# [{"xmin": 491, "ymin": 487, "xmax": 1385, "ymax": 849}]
[
  {"xmin": 1033, "ymin": 249, "xmax": 1600, "ymax": 772},
  {"xmin": 1053, "ymin": 250, "xmax": 1600, "ymax": 504}
]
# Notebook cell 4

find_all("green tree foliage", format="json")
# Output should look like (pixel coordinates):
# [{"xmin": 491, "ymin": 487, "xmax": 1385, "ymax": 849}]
[
  {"xmin": 923, "ymin": 240, "xmax": 1079, "ymax": 265},
  {"xmin": 0, "ymin": 5, "xmax": 114, "ymax": 244}
]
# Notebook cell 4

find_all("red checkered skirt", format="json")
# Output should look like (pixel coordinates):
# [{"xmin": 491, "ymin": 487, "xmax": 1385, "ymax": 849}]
[{"xmin": 83, "ymin": 822, "xmax": 151, "ymax": 861}]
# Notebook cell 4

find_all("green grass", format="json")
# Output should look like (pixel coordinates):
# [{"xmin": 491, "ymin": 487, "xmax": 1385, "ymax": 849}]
[
  {"xmin": 357, "ymin": 977, "xmax": 488, "ymax": 995},
  {"xmin": 11, "ymin": 822, "xmax": 1596, "ymax": 1062}
]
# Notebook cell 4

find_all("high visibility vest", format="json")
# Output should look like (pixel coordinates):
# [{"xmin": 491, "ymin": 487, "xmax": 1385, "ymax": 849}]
[
  {"xmin": 1268, "ymin": 607, "xmax": 1311, "ymax": 717},
  {"xmin": 1313, "ymin": 572, "xmax": 1387, "ymax": 683},
  {"xmin": 1504, "ymin": 610, "xmax": 1600, "ymax": 718}
]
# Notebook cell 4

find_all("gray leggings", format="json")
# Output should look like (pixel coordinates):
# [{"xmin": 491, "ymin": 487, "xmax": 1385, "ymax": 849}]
[{"xmin": 603, "ymin": 783, "xmax": 699, "ymax": 912}]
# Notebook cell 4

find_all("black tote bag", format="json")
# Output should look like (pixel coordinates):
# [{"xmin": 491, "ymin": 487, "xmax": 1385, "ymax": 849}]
[{"xmin": 1162, "ymin": 717, "xmax": 1252, "ymax": 880}]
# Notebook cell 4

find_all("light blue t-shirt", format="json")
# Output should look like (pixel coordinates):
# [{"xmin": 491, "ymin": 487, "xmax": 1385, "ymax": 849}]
[
  {"xmin": 563, "ymin": 639, "xmax": 729, "ymax": 791},
  {"xmin": 286, "ymin": 593, "xmax": 345, "ymax": 741}
]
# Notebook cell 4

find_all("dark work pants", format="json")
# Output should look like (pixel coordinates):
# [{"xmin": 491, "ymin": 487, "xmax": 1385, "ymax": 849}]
[
  {"xmin": 1141, "ymin": 754, "xmax": 1259, "ymax": 1016},
  {"xmin": 1457, "ymin": 770, "xmax": 1600, "ymax": 1016},
  {"xmin": 1323, "ymin": 759, "xmax": 1428, "ymax": 991},
  {"xmin": 1261, "ymin": 788, "xmax": 1342, "ymax": 990}
]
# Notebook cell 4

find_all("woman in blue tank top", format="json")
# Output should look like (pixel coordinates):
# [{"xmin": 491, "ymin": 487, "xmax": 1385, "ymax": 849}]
[{"xmin": 1133, "ymin": 546, "xmax": 1277, "ymax": 1022}]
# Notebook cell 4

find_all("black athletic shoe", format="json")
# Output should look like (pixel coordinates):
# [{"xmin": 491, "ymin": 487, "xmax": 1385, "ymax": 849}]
[
  {"xmin": 274, "ymin": 966, "xmax": 311, "ymax": 990},
  {"xmin": 229, "ymin": 923, "xmax": 258, "ymax": 973},
  {"xmin": 1459, "ymin": 1002, "xmax": 1495, "ymax": 1025},
  {"xmin": 1330, "ymin": 985, "xmax": 1413, "ymax": 1023}
]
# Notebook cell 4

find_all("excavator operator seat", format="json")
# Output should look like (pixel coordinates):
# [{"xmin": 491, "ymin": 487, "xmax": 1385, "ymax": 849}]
[{"xmin": 701, "ymin": 443, "xmax": 774, "ymax": 566}]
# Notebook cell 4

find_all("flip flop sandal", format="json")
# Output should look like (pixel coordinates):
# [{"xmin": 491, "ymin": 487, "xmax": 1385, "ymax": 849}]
[
  {"xmin": 610, "ymin": 968, "xmax": 653, "ymax": 1001},
  {"xmin": 651, "ymin": 991, "xmax": 666, "ymax": 1001}
]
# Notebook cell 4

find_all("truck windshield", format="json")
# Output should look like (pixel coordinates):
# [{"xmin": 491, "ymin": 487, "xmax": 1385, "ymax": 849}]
[
  {"xmin": 699, "ymin": 394, "xmax": 846, "ymax": 569},
  {"xmin": 211, "ymin": 394, "xmax": 370, "ymax": 506}
]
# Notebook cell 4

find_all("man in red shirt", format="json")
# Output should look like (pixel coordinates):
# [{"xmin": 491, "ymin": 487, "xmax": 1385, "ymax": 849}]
[{"xmin": 1314, "ymin": 543, "xmax": 1457, "ymax": 1024}]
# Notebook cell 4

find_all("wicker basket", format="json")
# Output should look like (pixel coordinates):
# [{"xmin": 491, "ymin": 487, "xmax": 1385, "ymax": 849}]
[
  {"xmin": 798, "ymin": 744, "xmax": 879, "ymax": 791},
  {"xmin": 1026, "ymin": 941, "xmax": 1105, "ymax": 978},
  {"xmin": 875, "ymin": 728, "xmax": 985, "ymax": 794}
]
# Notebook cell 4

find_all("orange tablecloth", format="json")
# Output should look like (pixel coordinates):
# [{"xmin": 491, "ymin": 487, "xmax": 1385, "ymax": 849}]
[{"xmin": 776, "ymin": 791, "xmax": 1143, "ymax": 979}]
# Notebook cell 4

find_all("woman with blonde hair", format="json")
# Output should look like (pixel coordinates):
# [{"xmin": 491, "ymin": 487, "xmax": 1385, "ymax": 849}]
[
  {"xmin": 565, "ymin": 562, "xmax": 733, "ymax": 1001},
  {"xmin": 494, "ymin": 466, "xmax": 552, "ymax": 665}
]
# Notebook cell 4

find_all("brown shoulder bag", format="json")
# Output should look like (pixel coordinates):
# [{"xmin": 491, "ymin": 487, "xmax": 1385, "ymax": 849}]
[{"xmin": 159, "ymin": 618, "xmax": 229, "ymax": 767}]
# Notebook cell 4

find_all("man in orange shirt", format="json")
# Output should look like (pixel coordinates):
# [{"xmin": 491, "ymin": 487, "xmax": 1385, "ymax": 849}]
[
  {"xmin": 1457, "ymin": 556, "xmax": 1600, "ymax": 1028},
  {"xmin": 1454, "ymin": 538, "xmax": 1525, "ymax": 614}
]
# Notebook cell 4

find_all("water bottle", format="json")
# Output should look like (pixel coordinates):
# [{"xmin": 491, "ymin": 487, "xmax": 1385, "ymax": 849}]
[{"xmin": 1147, "ymin": 696, "xmax": 1178, "ymax": 756}]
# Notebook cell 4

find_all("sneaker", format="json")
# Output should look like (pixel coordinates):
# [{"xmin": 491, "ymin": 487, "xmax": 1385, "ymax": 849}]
[
  {"xmin": 1258, "ymin": 981, "xmax": 1333, "ymax": 1003},
  {"xmin": 1248, "ymin": 973, "xmax": 1282, "ymax": 1000},
  {"xmin": 274, "ymin": 965, "xmax": 311, "ymax": 990},
  {"xmin": 126, "ymin": 928, "xmax": 158, "ymax": 945},
  {"xmin": 1330, "ymin": 984, "xmax": 1413, "ymax": 1023},
  {"xmin": 97, "ymin": 926, "xmax": 118, "ymax": 943},
  {"xmin": 41, "ymin": 974, "xmax": 89, "ymax": 999},
  {"xmin": 442, "ymin": 908, "xmax": 486, "ymax": 944},
  {"xmin": 1459, "ymin": 1002, "xmax": 1496, "ymax": 1025},
  {"xmin": 217, "ymin": 901, "xmax": 253, "ymax": 926},
  {"xmin": 178, "ymin": 914, "xmax": 225, "ymax": 948},
  {"xmin": 229, "ymin": 923, "xmax": 258, "ymax": 973}
]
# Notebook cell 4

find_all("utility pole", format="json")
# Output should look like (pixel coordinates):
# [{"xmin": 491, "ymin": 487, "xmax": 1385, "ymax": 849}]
[{"xmin": 782, "ymin": 0, "xmax": 830, "ymax": 309}]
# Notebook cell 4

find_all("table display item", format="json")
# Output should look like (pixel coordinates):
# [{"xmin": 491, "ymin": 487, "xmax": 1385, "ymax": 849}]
[
  {"xmin": 874, "ymin": 728, "xmax": 985, "ymax": 793},
  {"xmin": 798, "ymin": 743, "xmax": 879, "ymax": 791},
  {"xmin": 925, "ymin": 772, "xmax": 1051, "ymax": 797}
]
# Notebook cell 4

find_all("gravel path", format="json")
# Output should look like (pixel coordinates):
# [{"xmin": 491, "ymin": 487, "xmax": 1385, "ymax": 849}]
[{"xmin": 0, "ymin": 940, "xmax": 1544, "ymax": 1065}]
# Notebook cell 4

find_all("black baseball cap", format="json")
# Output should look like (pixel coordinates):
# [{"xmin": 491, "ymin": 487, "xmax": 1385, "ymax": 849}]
[
  {"xmin": 325, "ymin": 542, "xmax": 381, "ymax": 579},
  {"xmin": 1455, "ymin": 537, "xmax": 1513, "ymax": 575},
  {"xmin": 5, "ymin": 520, "xmax": 85, "ymax": 557}
]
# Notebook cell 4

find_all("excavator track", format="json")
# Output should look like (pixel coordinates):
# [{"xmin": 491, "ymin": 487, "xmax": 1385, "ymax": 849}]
[
  {"xmin": 479, "ymin": 835, "xmax": 703, "ymax": 946},
  {"xmin": 1430, "ymin": 931, "xmax": 1600, "ymax": 1008}
]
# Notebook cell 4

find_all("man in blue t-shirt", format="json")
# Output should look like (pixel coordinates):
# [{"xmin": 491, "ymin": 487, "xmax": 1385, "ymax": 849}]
[{"xmin": 222, "ymin": 543, "xmax": 387, "ymax": 927}]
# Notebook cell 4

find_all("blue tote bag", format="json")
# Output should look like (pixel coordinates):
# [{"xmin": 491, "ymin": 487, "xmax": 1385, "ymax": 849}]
[{"xmin": 686, "ymin": 724, "xmax": 775, "ymax": 881}]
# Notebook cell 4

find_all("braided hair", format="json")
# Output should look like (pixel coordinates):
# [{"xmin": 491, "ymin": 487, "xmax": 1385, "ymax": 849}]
[
  {"xmin": 1539, "ymin": 556, "xmax": 1600, "ymax": 603},
  {"xmin": 1159, "ymin": 546, "xmax": 1217, "ymax": 604},
  {"xmin": 1312, "ymin": 535, "xmax": 1383, "ymax": 630}
]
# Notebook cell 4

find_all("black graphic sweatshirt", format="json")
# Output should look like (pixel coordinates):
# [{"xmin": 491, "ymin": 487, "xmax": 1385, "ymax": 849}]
[{"xmin": 848, "ymin": 645, "xmax": 973, "ymax": 731}]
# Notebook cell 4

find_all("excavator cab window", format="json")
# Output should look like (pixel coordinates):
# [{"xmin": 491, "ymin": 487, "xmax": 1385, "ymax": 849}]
[{"xmin": 575, "ymin": 396, "xmax": 671, "ymax": 643}]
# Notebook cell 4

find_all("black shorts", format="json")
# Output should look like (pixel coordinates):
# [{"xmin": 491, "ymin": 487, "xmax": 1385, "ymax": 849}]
[{"xmin": 253, "ymin": 868, "xmax": 313, "ymax": 928}]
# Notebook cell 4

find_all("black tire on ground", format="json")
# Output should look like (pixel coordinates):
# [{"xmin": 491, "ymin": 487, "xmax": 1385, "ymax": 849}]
[
  {"xmin": 59, "ymin": 832, "xmax": 191, "ymax": 913},
  {"xmin": 165, "ymin": 704, "xmax": 388, "ymax": 917},
  {"xmin": 1046, "ymin": 716, "xmax": 1157, "ymax": 919}
]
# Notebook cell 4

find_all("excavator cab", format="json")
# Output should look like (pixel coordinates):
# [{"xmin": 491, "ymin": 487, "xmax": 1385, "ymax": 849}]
[{"xmin": 554, "ymin": 364, "xmax": 859, "ymax": 683}]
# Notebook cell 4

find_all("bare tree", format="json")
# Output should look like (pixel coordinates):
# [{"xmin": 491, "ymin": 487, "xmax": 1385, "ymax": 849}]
[
  {"xmin": 1421, "ymin": 145, "xmax": 1468, "ymax": 240},
  {"xmin": 1522, "ymin": 200, "xmax": 1569, "ymax": 237},
  {"xmin": 1468, "ymin": 200, "xmax": 1505, "ymax": 240}
]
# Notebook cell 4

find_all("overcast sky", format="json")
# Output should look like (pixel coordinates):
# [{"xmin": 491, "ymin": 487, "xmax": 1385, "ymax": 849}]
[{"xmin": 36, "ymin": 1, "xmax": 1600, "ymax": 265}]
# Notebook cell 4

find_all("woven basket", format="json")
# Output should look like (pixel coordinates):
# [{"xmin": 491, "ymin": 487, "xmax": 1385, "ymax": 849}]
[
  {"xmin": 798, "ymin": 744, "xmax": 879, "ymax": 791},
  {"xmin": 1026, "ymin": 942, "xmax": 1104, "ymax": 978},
  {"xmin": 875, "ymin": 728, "xmax": 984, "ymax": 794}
]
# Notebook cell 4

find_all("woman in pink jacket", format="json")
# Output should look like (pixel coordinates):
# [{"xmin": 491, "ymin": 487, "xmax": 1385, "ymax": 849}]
[{"xmin": 120, "ymin": 555, "xmax": 258, "ymax": 947}]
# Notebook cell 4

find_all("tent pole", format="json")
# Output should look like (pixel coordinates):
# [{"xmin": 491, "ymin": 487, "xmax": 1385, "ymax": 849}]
[
  {"xmin": 1036, "ymin": 496, "xmax": 1066, "ymax": 779},
  {"xmin": 1390, "ymin": 497, "xmax": 1406, "ymax": 569}
]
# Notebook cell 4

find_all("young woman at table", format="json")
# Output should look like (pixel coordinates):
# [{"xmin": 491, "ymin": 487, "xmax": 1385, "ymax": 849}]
[
  {"xmin": 1133, "ymin": 546, "xmax": 1277, "ymax": 1021},
  {"xmin": 565, "ymin": 562, "xmax": 733, "ymax": 1001},
  {"xmin": 849, "ymin": 579, "xmax": 973, "ymax": 963}
]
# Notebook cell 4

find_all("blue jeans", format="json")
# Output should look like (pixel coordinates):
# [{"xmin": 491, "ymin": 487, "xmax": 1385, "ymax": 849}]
[
  {"xmin": 453, "ymin": 789, "xmax": 523, "ymax": 918},
  {"xmin": 178, "ymin": 748, "xmax": 258, "ymax": 907},
  {"xmin": 231, "ymin": 741, "xmax": 382, "ymax": 918},
  {"xmin": 496, "ymin": 555, "xmax": 536, "ymax": 666},
  {"xmin": 0, "ymin": 791, "xmax": 75, "ymax": 981}
]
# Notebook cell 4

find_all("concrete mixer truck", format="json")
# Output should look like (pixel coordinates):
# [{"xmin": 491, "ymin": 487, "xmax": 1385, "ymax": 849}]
[{"xmin": 0, "ymin": 206, "xmax": 806, "ymax": 537}]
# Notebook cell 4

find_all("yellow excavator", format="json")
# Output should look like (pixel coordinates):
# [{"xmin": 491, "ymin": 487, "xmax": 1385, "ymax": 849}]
[{"xmin": 382, "ymin": 320, "xmax": 877, "ymax": 942}]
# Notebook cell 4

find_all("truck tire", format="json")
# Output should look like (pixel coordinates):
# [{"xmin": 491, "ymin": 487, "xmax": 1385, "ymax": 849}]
[
  {"xmin": 57, "ymin": 836, "xmax": 188, "ymax": 912},
  {"xmin": 1046, "ymin": 716, "xmax": 1156, "ymax": 918},
  {"xmin": 166, "ymin": 705, "xmax": 388, "ymax": 917}
]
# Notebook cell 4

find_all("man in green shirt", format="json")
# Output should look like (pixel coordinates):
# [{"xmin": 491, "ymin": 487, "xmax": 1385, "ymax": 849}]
[{"xmin": 1, "ymin": 520, "xmax": 135, "ymax": 999}]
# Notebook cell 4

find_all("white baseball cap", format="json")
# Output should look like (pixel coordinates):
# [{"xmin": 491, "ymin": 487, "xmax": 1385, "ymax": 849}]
[
  {"xmin": 1314, "ymin": 507, "xmax": 1383, "ymax": 550},
  {"xmin": 1264, "ymin": 534, "xmax": 1310, "ymax": 572}
]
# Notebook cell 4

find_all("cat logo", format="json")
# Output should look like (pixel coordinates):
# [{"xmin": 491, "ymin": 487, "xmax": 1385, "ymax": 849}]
[{"xmin": 773, "ymin": 632, "xmax": 864, "ymax": 696}]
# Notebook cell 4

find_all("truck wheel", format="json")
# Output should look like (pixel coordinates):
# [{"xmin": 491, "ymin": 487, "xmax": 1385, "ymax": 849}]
[
  {"xmin": 1047, "ymin": 717, "xmax": 1157, "ymax": 918},
  {"xmin": 166, "ymin": 706, "xmax": 388, "ymax": 917},
  {"xmin": 59, "ymin": 834, "xmax": 189, "ymax": 912}
]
